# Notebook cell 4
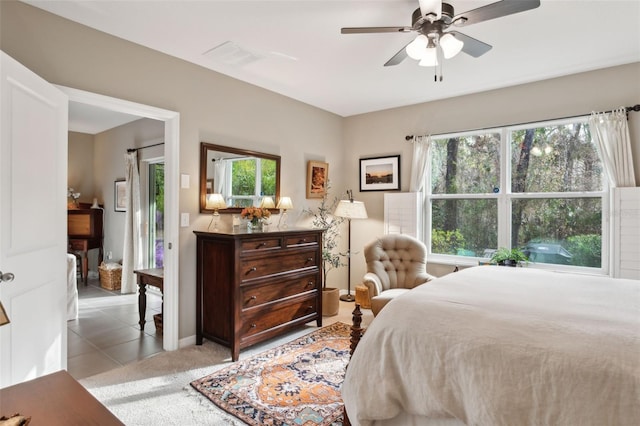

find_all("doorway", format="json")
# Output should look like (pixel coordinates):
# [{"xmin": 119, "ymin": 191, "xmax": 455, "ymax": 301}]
[{"xmin": 58, "ymin": 86, "xmax": 180, "ymax": 356}]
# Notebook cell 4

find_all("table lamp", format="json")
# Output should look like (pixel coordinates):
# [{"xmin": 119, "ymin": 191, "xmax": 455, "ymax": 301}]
[
  {"xmin": 333, "ymin": 189, "xmax": 368, "ymax": 302},
  {"xmin": 206, "ymin": 193, "xmax": 227, "ymax": 230},
  {"xmin": 276, "ymin": 196, "xmax": 293, "ymax": 228}
]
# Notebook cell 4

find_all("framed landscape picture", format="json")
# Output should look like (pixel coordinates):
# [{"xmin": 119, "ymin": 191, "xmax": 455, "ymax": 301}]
[
  {"xmin": 114, "ymin": 179, "xmax": 127, "ymax": 212},
  {"xmin": 359, "ymin": 155, "xmax": 400, "ymax": 192},
  {"xmin": 306, "ymin": 160, "xmax": 329, "ymax": 199}
]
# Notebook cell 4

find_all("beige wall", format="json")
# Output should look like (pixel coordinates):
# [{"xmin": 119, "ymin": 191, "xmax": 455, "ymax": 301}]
[
  {"xmin": 2, "ymin": 1, "xmax": 638, "ymax": 341},
  {"xmin": 344, "ymin": 63, "xmax": 640, "ymax": 280},
  {"xmin": 68, "ymin": 132, "xmax": 96, "ymax": 205},
  {"xmin": 1, "ymin": 1, "xmax": 345, "ymax": 340}
]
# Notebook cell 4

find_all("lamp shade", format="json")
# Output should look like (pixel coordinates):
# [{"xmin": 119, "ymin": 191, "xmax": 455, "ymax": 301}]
[
  {"xmin": 440, "ymin": 33, "xmax": 464, "ymax": 59},
  {"xmin": 206, "ymin": 193, "xmax": 227, "ymax": 210},
  {"xmin": 334, "ymin": 199, "xmax": 368, "ymax": 219},
  {"xmin": 260, "ymin": 196, "xmax": 276, "ymax": 209},
  {"xmin": 276, "ymin": 196, "xmax": 293, "ymax": 210}
]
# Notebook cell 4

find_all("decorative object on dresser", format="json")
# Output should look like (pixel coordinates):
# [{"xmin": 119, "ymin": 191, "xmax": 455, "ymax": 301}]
[
  {"xmin": 333, "ymin": 190, "xmax": 368, "ymax": 302},
  {"xmin": 67, "ymin": 208, "xmax": 104, "ymax": 286},
  {"xmin": 194, "ymin": 227, "xmax": 324, "ymax": 361},
  {"xmin": 205, "ymin": 193, "xmax": 227, "ymax": 231},
  {"xmin": 303, "ymin": 185, "xmax": 346, "ymax": 316},
  {"xmin": 240, "ymin": 206, "xmax": 271, "ymax": 231},
  {"xmin": 276, "ymin": 196, "xmax": 293, "ymax": 228}
]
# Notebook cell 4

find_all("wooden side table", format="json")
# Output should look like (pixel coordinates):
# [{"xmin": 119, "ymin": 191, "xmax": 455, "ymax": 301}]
[
  {"xmin": 355, "ymin": 285, "xmax": 371, "ymax": 309},
  {"xmin": 0, "ymin": 370, "xmax": 123, "ymax": 425},
  {"xmin": 133, "ymin": 268, "xmax": 164, "ymax": 331}
]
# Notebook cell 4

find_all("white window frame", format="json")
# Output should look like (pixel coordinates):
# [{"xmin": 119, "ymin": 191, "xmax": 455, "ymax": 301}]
[{"xmin": 424, "ymin": 117, "xmax": 610, "ymax": 275}]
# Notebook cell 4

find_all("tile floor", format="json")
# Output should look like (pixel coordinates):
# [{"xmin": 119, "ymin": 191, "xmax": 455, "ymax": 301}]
[{"xmin": 67, "ymin": 277, "xmax": 164, "ymax": 380}]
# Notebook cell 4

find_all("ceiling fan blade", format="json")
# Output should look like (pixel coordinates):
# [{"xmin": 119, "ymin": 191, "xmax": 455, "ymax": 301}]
[
  {"xmin": 418, "ymin": 0, "xmax": 442, "ymax": 20},
  {"xmin": 448, "ymin": 31, "xmax": 492, "ymax": 58},
  {"xmin": 384, "ymin": 42, "xmax": 411, "ymax": 66},
  {"xmin": 453, "ymin": 0, "xmax": 540, "ymax": 27},
  {"xmin": 341, "ymin": 27, "xmax": 411, "ymax": 34}
]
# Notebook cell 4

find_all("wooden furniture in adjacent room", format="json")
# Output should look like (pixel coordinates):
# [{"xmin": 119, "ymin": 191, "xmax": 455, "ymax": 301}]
[
  {"xmin": 194, "ymin": 227, "xmax": 323, "ymax": 361},
  {"xmin": 133, "ymin": 268, "xmax": 164, "ymax": 331},
  {"xmin": 68, "ymin": 208, "xmax": 104, "ymax": 286},
  {"xmin": 0, "ymin": 370, "xmax": 124, "ymax": 425}
]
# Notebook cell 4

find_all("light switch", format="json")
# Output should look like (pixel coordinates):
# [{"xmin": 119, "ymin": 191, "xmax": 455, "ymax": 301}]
[
  {"xmin": 181, "ymin": 174, "xmax": 190, "ymax": 189},
  {"xmin": 180, "ymin": 212, "xmax": 189, "ymax": 227}
]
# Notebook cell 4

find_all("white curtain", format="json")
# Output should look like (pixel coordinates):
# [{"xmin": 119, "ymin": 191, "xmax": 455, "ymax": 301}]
[
  {"xmin": 409, "ymin": 135, "xmax": 432, "ymax": 192},
  {"xmin": 589, "ymin": 108, "xmax": 636, "ymax": 187},
  {"xmin": 121, "ymin": 151, "xmax": 143, "ymax": 294},
  {"xmin": 214, "ymin": 159, "xmax": 228, "ymax": 195}
]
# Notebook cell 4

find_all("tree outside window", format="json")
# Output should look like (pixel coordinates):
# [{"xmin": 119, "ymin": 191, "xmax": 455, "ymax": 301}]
[{"xmin": 428, "ymin": 118, "xmax": 606, "ymax": 270}]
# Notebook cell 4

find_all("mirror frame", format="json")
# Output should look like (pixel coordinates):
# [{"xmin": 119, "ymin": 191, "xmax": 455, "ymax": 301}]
[{"xmin": 200, "ymin": 142, "xmax": 281, "ymax": 214}]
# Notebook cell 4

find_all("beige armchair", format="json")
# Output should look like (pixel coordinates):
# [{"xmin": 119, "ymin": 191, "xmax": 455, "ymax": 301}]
[{"xmin": 362, "ymin": 234, "xmax": 435, "ymax": 316}]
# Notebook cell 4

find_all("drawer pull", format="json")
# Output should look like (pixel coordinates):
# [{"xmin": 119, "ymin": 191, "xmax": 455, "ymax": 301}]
[
  {"xmin": 256, "ymin": 242, "xmax": 267, "ymax": 248},
  {"xmin": 306, "ymin": 281, "xmax": 314, "ymax": 287},
  {"xmin": 300, "ymin": 238, "xmax": 307, "ymax": 243},
  {"xmin": 250, "ymin": 323, "xmax": 257, "ymax": 328},
  {"xmin": 250, "ymin": 295, "xmax": 257, "ymax": 300},
  {"xmin": 246, "ymin": 267, "xmax": 257, "ymax": 275},
  {"xmin": 307, "ymin": 305, "xmax": 314, "ymax": 311},
  {"xmin": 306, "ymin": 257, "xmax": 313, "ymax": 262}
]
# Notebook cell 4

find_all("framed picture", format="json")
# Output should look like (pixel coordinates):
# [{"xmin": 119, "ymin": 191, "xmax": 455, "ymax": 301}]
[
  {"xmin": 359, "ymin": 155, "xmax": 401, "ymax": 192},
  {"xmin": 205, "ymin": 178, "xmax": 214, "ymax": 194},
  {"xmin": 306, "ymin": 160, "xmax": 329, "ymax": 199},
  {"xmin": 114, "ymin": 179, "xmax": 127, "ymax": 212}
]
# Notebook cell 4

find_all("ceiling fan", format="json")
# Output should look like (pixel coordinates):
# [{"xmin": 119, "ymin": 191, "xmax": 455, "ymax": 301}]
[{"xmin": 341, "ymin": 0, "xmax": 540, "ymax": 74}]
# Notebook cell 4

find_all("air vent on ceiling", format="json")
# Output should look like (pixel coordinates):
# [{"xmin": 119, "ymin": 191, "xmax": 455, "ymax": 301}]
[{"xmin": 203, "ymin": 41, "xmax": 264, "ymax": 67}]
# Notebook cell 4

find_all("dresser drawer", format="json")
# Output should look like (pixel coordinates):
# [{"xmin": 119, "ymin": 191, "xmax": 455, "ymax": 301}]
[
  {"xmin": 241, "ymin": 274, "xmax": 318, "ymax": 309},
  {"xmin": 68, "ymin": 239, "xmax": 88, "ymax": 251},
  {"xmin": 240, "ymin": 249, "xmax": 318, "ymax": 281},
  {"xmin": 240, "ymin": 237, "xmax": 282, "ymax": 254},
  {"xmin": 240, "ymin": 295, "xmax": 317, "ymax": 339},
  {"xmin": 285, "ymin": 233, "xmax": 320, "ymax": 248}
]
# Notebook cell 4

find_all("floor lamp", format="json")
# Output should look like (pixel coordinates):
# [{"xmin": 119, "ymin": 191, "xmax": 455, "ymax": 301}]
[{"xmin": 334, "ymin": 189, "xmax": 368, "ymax": 302}]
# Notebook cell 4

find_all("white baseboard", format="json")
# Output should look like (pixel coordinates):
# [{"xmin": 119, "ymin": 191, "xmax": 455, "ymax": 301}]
[{"xmin": 179, "ymin": 335, "xmax": 197, "ymax": 348}]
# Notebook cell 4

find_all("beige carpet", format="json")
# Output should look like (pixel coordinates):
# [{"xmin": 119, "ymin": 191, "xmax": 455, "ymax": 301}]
[{"xmin": 80, "ymin": 304, "xmax": 372, "ymax": 425}]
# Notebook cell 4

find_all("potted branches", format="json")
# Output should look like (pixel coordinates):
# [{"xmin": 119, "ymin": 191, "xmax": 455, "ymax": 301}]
[{"xmin": 303, "ymin": 185, "xmax": 346, "ymax": 316}]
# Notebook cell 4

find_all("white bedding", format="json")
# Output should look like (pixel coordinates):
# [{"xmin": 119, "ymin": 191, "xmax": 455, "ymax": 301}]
[{"xmin": 342, "ymin": 266, "xmax": 640, "ymax": 426}]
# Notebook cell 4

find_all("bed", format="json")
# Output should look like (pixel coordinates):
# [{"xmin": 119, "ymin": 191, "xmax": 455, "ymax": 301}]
[{"xmin": 341, "ymin": 266, "xmax": 640, "ymax": 426}]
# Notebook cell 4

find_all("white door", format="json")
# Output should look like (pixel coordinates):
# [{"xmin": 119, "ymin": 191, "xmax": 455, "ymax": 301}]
[{"xmin": 0, "ymin": 51, "xmax": 68, "ymax": 387}]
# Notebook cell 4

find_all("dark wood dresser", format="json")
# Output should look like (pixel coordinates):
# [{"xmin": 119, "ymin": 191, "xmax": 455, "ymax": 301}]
[
  {"xmin": 194, "ymin": 227, "xmax": 323, "ymax": 361},
  {"xmin": 68, "ymin": 208, "xmax": 104, "ymax": 286}
]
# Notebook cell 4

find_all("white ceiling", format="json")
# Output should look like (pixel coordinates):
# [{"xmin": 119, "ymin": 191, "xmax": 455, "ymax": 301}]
[{"xmin": 25, "ymin": 0, "xmax": 640, "ymax": 126}]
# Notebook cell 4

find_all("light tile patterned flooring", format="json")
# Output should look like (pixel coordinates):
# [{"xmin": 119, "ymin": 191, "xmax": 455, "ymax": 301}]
[
  {"xmin": 67, "ymin": 277, "xmax": 164, "ymax": 380},
  {"xmin": 67, "ymin": 278, "xmax": 373, "ymax": 381}
]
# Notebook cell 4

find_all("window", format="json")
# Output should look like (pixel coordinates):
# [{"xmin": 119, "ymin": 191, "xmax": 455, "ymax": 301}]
[
  {"xmin": 225, "ymin": 157, "xmax": 276, "ymax": 207},
  {"xmin": 427, "ymin": 117, "xmax": 607, "ymax": 271},
  {"xmin": 149, "ymin": 162, "xmax": 164, "ymax": 268}
]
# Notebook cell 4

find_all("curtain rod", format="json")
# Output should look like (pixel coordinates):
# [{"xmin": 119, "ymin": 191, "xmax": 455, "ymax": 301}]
[
  {"xmin": 405, "ymin": 104, "xmax": 640, "ymax": 141},
  {"xmin": 127, "ymin": 142, "xmax": 164, "ymax": 153}
]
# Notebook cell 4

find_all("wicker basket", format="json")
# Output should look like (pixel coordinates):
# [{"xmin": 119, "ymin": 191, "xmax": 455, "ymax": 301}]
[
  {"xmin": 153, "ymin": 313, "xmax": 163, "ymax": 335},
  {"xmin": 98, "ymin": 263, "xmax": 122, "ymax": 291}
]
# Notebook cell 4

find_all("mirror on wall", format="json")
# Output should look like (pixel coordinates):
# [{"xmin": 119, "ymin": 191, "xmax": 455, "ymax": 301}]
[{"xmin": 200, "ymin": 142, "xmax": 281, "ymax": 213}]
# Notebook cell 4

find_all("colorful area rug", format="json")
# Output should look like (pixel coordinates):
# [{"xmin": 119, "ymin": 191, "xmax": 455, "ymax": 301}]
[{"xmin": 191, "ymin": 322, "xmax": 351, "ymax": 425}]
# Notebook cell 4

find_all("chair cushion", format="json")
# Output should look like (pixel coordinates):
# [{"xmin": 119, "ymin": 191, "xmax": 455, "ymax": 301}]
[{"xmin": 371, "ymin": 288, "xmax": 410, "ymax": 316}]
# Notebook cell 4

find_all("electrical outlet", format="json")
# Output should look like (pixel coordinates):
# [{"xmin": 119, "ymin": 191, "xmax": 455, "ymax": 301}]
[{"xmin": 180, "ymin": 212, "xmax": 190, "ymax": 227}]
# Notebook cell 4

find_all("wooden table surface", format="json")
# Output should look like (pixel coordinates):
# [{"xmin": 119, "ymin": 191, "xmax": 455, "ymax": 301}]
[{"xmin": 0, "ymin": 370, "xmax": 123, "ymax": 425}]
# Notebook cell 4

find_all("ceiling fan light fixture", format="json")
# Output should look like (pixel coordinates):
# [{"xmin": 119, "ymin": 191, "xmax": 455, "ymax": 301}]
[
  {"xmin": 406, "ymin": 34, "xmax": 429, "ymax": 60},
  {"xmin": 418, "ymin": 47, "xmax": 438, "ymax": 67},
  {"xmin": 439, "ymin": 33, "xmax": 464, "ymax": 59},
  {"xmin": 418, "ymin": 0, "xmax": 442, "ymax": 20}
]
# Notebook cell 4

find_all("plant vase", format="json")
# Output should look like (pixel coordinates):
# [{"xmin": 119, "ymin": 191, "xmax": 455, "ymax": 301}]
[
  {"xmin": 322, "ymin": 287, "xmax": 340, "ymax": 317},
  {"xmin": 247, "ymin": 218, "xmax": 263, "ymax": 232}
]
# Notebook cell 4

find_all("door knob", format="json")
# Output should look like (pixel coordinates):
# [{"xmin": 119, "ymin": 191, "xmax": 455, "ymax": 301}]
[{"xmin": 0, "ymin": 271, "xmax": 15, "ymax": 283}]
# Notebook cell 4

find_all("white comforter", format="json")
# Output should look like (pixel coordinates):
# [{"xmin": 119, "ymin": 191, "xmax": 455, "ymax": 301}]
[{"xmin": 342, "ymin": 266, "xmax": 640, "ymax": 426}]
